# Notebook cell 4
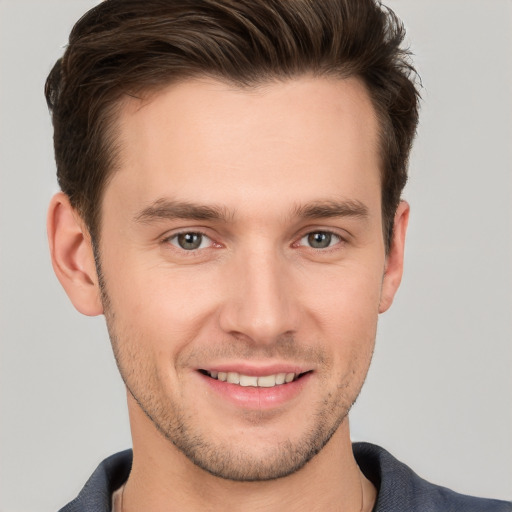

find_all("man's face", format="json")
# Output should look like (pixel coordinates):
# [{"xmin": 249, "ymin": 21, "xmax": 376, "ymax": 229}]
[{"xmin": 97, "ymin": 76, "xmax": 399, "ymax": 480}]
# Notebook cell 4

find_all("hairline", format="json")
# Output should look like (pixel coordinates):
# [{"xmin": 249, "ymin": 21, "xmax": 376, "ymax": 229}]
[{"xmin": 88, "ymin": 71, "xmax": 394, "ymax": 251}]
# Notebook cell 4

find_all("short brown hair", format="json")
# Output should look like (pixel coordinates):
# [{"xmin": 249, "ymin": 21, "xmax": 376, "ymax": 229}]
[{"xmin": 45, "ymin": 0, "xmax": 420, "ymax": 249}]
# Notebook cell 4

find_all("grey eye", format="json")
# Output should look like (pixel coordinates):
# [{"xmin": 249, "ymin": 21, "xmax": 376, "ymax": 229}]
[
  {"xmin": 301, "ymin": 231, "xmax": 339, "ymax": 249},
  {"xmin": 174, "ymin": 232, "xmax": 206, "ymax": 250}
]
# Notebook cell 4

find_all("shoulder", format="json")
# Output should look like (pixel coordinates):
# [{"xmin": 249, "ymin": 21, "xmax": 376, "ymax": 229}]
[
  {"xmin": 353, "ymin": 442, "xmax": 512, "ymax": 512},
  {"xmin": 58, "ymin": 450, "xmax": 132, "ymax": 512}
]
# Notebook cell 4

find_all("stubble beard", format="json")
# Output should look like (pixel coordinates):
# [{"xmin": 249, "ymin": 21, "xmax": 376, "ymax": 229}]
[
  {"xmin": 125, "ymin": 381, "xmax": 350, "ymax": 482},
  {"xmin": 96, "ymin": 258, "xmax": 374, "ymax": 482}
]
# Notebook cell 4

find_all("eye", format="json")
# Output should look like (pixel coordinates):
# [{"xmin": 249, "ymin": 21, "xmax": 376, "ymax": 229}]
[
  {"xmin": 300, "ymin": 231, "xmax": 341, "ymax": 249},
  {"xmin": 168, "ymin": 232, "xmax": 211, "ymax": 251}
]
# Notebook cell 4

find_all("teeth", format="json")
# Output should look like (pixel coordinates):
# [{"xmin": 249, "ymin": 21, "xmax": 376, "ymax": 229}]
[
  {"xmin": 240, "ymin": 375, "xmax": 258, "ymax": 387},
  {"xmin": 227, "ymin": 372, "xmax": 240, "ymax": 384},
  {"xmin": 257, "ymin": 375, "xmax": 276, "ymax": 387},
  {"xmin": 207, "ymin": 371, "xmax": 299, "ymax": 387}
]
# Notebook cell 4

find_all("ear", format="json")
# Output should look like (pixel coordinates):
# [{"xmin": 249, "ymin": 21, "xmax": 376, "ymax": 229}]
[
  {"xmin": 47, "ymin": 192, "xmax": 103, "ymax": 316},
  {"xmin": 379, "ymin": 200, "xmax": 409, "ymax": 314}
]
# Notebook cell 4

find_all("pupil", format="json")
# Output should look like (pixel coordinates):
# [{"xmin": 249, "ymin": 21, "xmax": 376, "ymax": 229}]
[
  {"xmin": 308, "ymin": 232, "xmax": 331, "ymax": 248},
  {"xmin": 178, "ymin": 232, "xmax": 202, "ymax": 250}
]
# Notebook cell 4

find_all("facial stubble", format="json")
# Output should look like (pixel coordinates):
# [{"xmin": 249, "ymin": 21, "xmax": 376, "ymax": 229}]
[{"xmin": 95, "ymin": 255, "xmax": 375, "ymax": 482}]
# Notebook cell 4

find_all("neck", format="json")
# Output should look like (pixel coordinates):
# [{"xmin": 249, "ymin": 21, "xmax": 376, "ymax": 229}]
[{"xmin": 123, "ymin": 397, "xmax": 375, "ymax": 512}]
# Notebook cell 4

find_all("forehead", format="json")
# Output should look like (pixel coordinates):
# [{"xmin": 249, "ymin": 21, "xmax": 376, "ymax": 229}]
[{"xmin": 107, "ymin": 76, "xmax": 381, "ymax": 221}]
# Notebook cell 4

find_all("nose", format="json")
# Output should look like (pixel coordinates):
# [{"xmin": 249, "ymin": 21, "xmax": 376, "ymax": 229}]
[{"xmin": 218, "ymin": 245, "xmax": 300, "ymax": 345}]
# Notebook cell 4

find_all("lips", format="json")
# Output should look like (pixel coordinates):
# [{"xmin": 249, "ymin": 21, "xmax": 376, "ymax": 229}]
[
  {"xmin": 196, "ymin": 364, "xmax": 313, "ymax": 410},
  {"xmin": 201, "ymin": 370, "xmax": 306, "ymax": 387}
]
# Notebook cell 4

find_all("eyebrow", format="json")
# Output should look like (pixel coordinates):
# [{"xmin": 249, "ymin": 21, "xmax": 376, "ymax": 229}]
[
  {"xmin": 134, "ymin": 198, "xmax": 369, "ymax": 224},
  {"xmin": 134, "ymin": 199, "xmax": 233, "ymax": 223},
  {"xmin": 292, "ymin": 199, "xmax": 369, "ymax": 220}
]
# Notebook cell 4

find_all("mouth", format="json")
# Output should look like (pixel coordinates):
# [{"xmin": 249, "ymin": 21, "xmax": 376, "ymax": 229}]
[{"xmin": 198, "ymin": 369, "xmax": 311, "ymax": 388}]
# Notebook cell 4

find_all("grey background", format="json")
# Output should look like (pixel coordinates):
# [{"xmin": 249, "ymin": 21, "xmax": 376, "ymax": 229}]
[{"xmin": 1, "ymin": 1, "xmax": 511, "ymax": 510}]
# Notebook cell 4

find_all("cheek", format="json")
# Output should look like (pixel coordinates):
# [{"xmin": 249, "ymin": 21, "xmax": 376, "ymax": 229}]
[
  {"xmin": 305, "ymin": 263, "xmax": 383, "ymax": 324},
  {"xmin": 302, "ymin": 264, "xmax": 381, "ymax": 363},
  {"xmin": 103, "ymin": 261, "xmax": 223, "ymax": 346}
]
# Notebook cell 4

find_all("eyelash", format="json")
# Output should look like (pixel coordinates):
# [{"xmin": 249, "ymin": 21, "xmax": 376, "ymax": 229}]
[
  {"xmin": 165, "ymin": 231, "xmax": 216, "ymax": 252},
  {"xmin": 297, "ymin": 231, "xmax": 343, "ymax": 250},
  {"xmin": 163, "ymin": 229, "xmax": 345, "ymax": 254}
]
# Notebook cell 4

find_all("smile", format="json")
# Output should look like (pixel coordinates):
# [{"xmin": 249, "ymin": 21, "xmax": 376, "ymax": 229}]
[{"xmin": 200, "ymin": 370, "xmax": 308, "ymax": 388}]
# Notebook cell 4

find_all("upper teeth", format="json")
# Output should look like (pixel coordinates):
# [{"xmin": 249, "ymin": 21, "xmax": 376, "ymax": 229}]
[{"xmin": 208, "ymin": 371, "xmax": 297, "ymax": 387}]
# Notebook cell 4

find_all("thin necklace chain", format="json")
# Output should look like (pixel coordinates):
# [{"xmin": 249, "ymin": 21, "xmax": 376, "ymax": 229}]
[{"xmin": 359, "ymin": 470, "xmax": 365, "ymax": 512}]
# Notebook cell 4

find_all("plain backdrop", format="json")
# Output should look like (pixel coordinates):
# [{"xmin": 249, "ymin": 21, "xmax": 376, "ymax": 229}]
[{"xmin": 1, "ymin": 1, "xmax": 511, "ymax": 510}]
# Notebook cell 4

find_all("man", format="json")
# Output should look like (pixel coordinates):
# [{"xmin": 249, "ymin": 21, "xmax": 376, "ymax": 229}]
[{"xmin": 44, "ymin": 0, "xmax": 511, "ymax": 511}]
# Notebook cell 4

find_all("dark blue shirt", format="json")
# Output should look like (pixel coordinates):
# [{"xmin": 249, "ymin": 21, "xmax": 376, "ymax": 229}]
[{"xmin": 59, "ymin": 443, "xmax": 512, "ymax": 511}]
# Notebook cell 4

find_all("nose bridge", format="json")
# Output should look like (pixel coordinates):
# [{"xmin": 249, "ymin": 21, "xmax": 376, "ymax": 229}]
[{"xmin": 219, "ymin": 241, "xmax": 298, "ymax": 343}]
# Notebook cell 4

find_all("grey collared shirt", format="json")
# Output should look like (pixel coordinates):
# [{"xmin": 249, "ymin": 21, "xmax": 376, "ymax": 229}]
[{"xmin": 59, "ymin": 443, "xmax": 512, "ymax": 512}]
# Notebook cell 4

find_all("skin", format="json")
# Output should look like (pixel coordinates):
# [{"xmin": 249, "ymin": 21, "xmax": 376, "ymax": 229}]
[{"xmin": 48, "ymin": 76, "xmax": 408, "ymax": 512}]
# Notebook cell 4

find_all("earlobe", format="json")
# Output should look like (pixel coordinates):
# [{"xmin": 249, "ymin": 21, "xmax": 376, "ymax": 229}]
[
  {"xmin": 379, "ymin": 201, "xmax": 409, "ymax": 314},
  {"xmin": 47, "ymin": 192, "xmax": 103, "ymax": 316}
]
